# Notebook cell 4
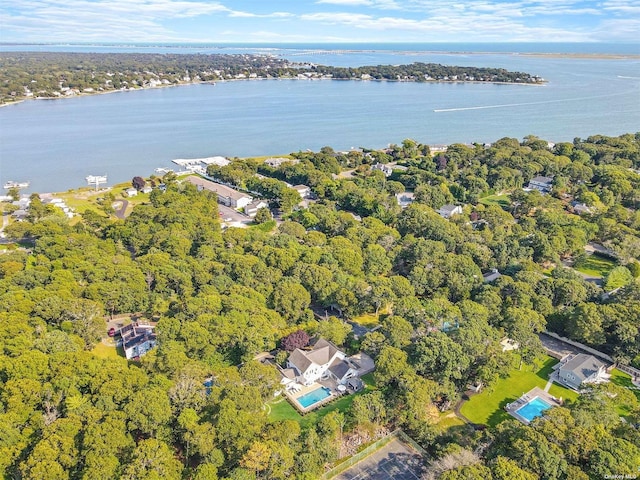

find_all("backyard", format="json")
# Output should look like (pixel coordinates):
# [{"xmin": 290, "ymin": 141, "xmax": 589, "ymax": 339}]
[
  {"xmin": 460, "ymin": 356, "xmax": 579, "ymax": 427},
  {"xmin": 479, "ymin": 193, "xmax": 511, "ymax": 209},
  {"xmin": 573, "ymin": 253, "xmax": 617, "ymax": 277},
  {"xmin": 268, "ymin": 373, "xmax": 376, "ymax": 428}
]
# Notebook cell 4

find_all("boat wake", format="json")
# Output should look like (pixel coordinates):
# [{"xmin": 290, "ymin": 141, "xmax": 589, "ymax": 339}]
[{"xmin": 434, "ymin": 89, "xmax": 638, "ymax": 112}]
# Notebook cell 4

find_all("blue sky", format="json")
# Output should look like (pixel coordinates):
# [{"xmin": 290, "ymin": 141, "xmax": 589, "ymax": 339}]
[{"xmin": 1, "ymin": 0, "xmax": 639, "ymax": 43}]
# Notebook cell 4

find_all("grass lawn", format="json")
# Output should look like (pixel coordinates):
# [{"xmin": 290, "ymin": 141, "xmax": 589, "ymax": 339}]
[
  {"xmin": 250, "ymin": 220, "xmax": 277, "ymax": 232},
  {"xmin": 351, "ymin": 306, "xmax": 390, "ymax": 329},
  {"xmin": 610, "ymin": 369, "xmax": 640, "ymax": 417},
  {"xmin": 479, "ymin": 194, "xmax": 511, "ymax": 209},
  {"xmin": 268, "ymin": 373, "xmax": 377, "ymax": 428},
  {"xmin": 91, "ymin": 341, "xmax": 126, "ymax": 362},
  {"xmin": 460, "ymin": 355, "xmax": 579, "ymax": 427},
  {"xmin": 434, "ymin": 413, "xmax": 467, "ymax": 432},
  {"xmin": 573, "ymin": 253, "xmax": 617, "ymax": 277},
  {"xmin": 350, "ymin": 312, "xmax": 381, "ymax": 328}
]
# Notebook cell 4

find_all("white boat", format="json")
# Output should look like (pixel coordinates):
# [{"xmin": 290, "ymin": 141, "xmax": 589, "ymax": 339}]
[{"xmin": 3, "ymin": 181, "xmax": 30, "ymax": 189}]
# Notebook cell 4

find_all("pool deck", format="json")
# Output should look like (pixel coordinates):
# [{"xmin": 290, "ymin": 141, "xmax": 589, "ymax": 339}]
[
  {"xmin": 505, "ymin": 387, "xmax": 562, "ymax": 424},
  {"xmin": 285, "ymin": 382, "xmax": 339, "ymax": 414}
]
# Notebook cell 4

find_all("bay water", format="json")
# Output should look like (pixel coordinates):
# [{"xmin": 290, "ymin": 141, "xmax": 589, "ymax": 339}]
[{"xmin": 0, "ymin": 44, "xmax": 638, "ymax": 193}]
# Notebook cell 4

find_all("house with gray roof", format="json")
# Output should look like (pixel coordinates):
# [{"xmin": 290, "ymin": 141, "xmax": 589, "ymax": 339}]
[
  {"xmin": 185, "ymin": 176, "xmax": 253, "ymax": 209},
  {"xmin": 527, "ymin": 175, "xmax": 554, "ymax": 193},
  {"xmin": 437, "ymin": 204, "xmax": 463, "ymax": 219},
  {"xmin": 287, "ymin": 338, "xmax": 348, "ymax": 386},
  {"xmin": 557, "ymin": 354, "xmax": 607, "ymax": 390}
]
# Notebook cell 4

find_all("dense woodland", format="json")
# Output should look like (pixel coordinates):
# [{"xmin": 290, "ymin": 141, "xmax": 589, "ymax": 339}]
[
  {"xmin": 0, "ymin": 52, "xmax": 543, "ymax": 103},
  {"xmin": 0, "ymin": 132, "xmax": 639, "ymax": 479}
]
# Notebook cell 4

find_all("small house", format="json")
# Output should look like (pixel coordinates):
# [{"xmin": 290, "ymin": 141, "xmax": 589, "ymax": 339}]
[
  {"xmin": 245, "ymin": 200, "xmax": 269, "ymax": 218},
  {"xmin": 527, "ymin": 176, "xmax": 554, "ymax": 193},
  {"xmin": 437, "ymin": 204, "xmax": 463, "ymax": 219},
  {"xmin": 483, "ymin": 268, "xmax": 502, "ymax": 283},
  {"xmin": 557, "ymin": 354, "xmax": 607, "ymax": 390},
  {"xmin": 396, "ymin": 191, "xmax": 415, "ymax": 208},
  {"xmin": 292, "ymin": 184, "xmax": 311, "ymax": 199},
  {"xmin": 371, "ymin": 162, "xmax": 393, "ymax": 177},
  {"xmin": 125, "ymin": 188, "xmax": 138, "ymax": 197}
]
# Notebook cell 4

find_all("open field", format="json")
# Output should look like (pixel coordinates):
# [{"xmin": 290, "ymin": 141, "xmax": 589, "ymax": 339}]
[
  {"xmin": 573, "ymin": 253, "xmax": 617, "ymax": 277},
  {"xmin": 479, "ymin": 194, "xmax": 511, "ymax": 209},
  {"xmin": 460, "ymin": 356, "xmax": 579, "ymax": 427}
]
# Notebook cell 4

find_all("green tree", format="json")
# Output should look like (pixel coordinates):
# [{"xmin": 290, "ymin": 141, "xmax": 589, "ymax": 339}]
[{"xmin": 121, "ymin": 439, "xmax": 183, "ymax": 480}]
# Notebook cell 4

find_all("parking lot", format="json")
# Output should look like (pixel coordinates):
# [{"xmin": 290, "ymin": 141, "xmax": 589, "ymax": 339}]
[{"xmin": 335, "ymin": 438, "xmax": 427, "ymax": 480}]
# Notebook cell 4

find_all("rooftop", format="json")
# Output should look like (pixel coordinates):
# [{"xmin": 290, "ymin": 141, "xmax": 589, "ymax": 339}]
[{"xmin": 186, "ymin": 176, "xmax": 252, "ymax": 201}]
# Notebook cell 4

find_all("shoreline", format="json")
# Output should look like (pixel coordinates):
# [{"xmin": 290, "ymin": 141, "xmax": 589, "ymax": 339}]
[{"xmin": 0, "ymin": 75, "xmax": 544, "ymax": 107}]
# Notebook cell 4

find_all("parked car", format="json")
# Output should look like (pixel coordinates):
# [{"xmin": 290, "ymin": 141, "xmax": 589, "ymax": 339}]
[{"xmin": 108, "ymin": 327, "xmax": 116, "ymax": 337}]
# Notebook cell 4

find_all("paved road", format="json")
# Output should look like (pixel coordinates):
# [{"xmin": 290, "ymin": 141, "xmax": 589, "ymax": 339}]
[
  {"xmin": 114, "ymin": 200, "xmax": 129, "ymax": 219},
  {"xmin": 218, "ymin": 204, "xmax": 252, "ymax": 227}
]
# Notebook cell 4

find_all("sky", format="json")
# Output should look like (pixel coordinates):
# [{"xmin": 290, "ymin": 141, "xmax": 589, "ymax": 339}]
[{"xmin": 1, "ymin": 0, "xmax": 639, "ymax": 44}]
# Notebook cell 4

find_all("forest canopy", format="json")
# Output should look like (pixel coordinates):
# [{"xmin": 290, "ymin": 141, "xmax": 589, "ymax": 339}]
[{"xmin": 0, "ymin": 132, "xmax": 638, "ymax": 479}]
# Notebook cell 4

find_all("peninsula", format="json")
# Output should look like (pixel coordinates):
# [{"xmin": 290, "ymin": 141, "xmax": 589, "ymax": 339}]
[{"xmin": 0, "ymin": 52, "xmax": 544, "ymax": 104}]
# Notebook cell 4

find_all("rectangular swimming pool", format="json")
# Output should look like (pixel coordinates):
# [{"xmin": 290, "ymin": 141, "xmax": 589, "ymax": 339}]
[
  {"xmin": 515, "ymin": 396, "xmax": 552, "ymax": 422},
  {"xmin": 297, "ymin": 386, "xmax": 332, "ymax": 409}
]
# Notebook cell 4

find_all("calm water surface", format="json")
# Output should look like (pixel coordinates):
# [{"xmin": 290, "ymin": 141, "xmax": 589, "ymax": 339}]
[{"xmin": 1, "ymin": 45, "xmax": 638, "ymax": 193}]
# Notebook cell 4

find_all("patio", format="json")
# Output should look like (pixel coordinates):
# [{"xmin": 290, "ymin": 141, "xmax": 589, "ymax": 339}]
[{"xmin": 505, "ymin": 387, "xmax": 562, "ymax": 424}]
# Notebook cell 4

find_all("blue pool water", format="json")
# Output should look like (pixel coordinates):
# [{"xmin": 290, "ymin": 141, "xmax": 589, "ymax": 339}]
[
  {"xmin": 297, "ymin": 387, "xmax": 332, "ymax": 409},
  {"xmin": 516, "ymin": 397, "xmax": 552, "ymax": 422}
]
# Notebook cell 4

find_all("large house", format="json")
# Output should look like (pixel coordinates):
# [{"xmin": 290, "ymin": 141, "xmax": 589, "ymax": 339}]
[
  {"xmin": 117, "ymin": 322, "xmax": 157, "ymax": 360},
  {"xmin": 527, "ymin": 175, "xmax": 554, "ymax": 193},
  {"xmin": 186, "ymin": 176, "xmax": 253, "ymax": 209},
  {"xmin": 557, "ymin": 354, "xmax": 607, "ymax": 390},
  {"xmin": 287, "ymin": 339, "xmax": 358, "ymax": 386}
]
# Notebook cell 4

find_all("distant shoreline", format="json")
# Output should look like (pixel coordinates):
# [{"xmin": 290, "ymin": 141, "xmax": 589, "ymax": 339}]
[{"xmin": 0, "ymin": 75, "xmax": 545, "ymax": 108}]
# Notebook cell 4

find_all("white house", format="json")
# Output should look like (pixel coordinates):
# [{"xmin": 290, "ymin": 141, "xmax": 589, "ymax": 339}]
[
  {"xmin": 287, "ymin": 339, "xmax": 348, "ymax": 386},
  {"xmin": 292, "ymin": 184, "xmax": 311, "ymax": 199},
  {"xmin": 527, "ymin": 175, "xmax": 554, "ymax": 193},
  {"xmin": 437, "ymin": 204, "xmax": 463, "ymax": 219},
  {"xmin": 117, "ymin": 323, "xmax": 157, "ymax": 360},
  {"xmin": 371, "ymin": 162, "xmax": 393, "ymax": 177},
  {"xmin": 245, "ymin": 200, "xmax": 269, "ymax": 218},
  {"xmin": 557, "ymin": 354, "xmax": 607, "ymax": 390},
  {"xmin": 396, "ymin": 191, "xmax": 415, "ymax": 208},
  {"xmin": 186, "ymin": 176, "xmax": 253, "ymax": 209},
  {"xmin": 125, "ymin": 188, "xmax": 138, "ymax": 197}
]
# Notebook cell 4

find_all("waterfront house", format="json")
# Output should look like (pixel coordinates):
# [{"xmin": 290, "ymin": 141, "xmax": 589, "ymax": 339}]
[
  {"xmin": 527, "ymin": 175, "xmax": 554, "ymax": 193},
  {"xmin": 186, "ymin": 176, "xmax": 253, "ymax": 209},
  {"xmin": 557, "ymin": 354, "xmax": 607, "ymax": 390},
  {"xmin": 125, "ymin": 188, "xmax": 138, "ymax": 197},
  {"xmin": 437, "ymin": 204, "xmax": 463, "ymax": 219}
]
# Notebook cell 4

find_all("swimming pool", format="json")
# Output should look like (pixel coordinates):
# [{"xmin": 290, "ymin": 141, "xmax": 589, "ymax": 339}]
[
  {"xmin": 515, "ymin": 397, "xmax": 552, "ymax": 422},
  {"xmin": 297, "ymin": 386, "xmax": 332, "ymax": 409}
]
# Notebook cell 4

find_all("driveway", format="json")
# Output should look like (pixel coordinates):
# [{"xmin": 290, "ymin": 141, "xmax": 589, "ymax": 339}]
[
  {"xmin": 218, "ymin": 204, "xmax": 252, "ymax": 227},
  {"xmin": 539, "ymin": 333, "xmax": 580, "ymax": 359}
]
